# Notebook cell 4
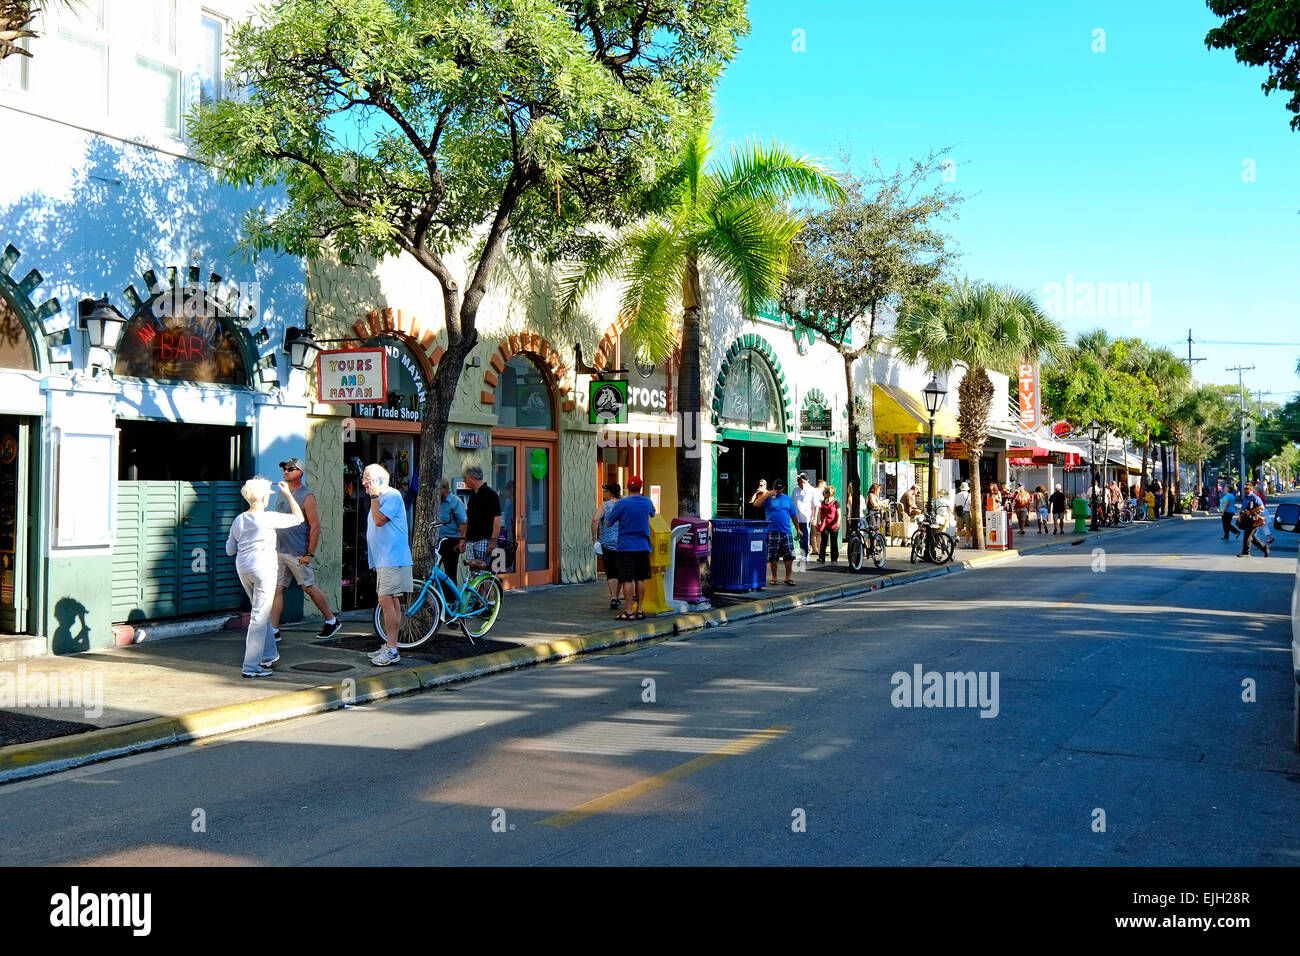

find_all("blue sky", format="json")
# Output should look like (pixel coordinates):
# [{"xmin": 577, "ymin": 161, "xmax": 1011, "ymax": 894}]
[{"xmin": 711, "ymin": 0, "xmax": 1300, "ymax": 404}]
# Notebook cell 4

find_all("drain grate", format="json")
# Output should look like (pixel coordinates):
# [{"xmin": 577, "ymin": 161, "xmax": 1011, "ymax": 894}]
[{"xmin": 289, "ymin": 661, "xmax": 355, "ymax": 673}]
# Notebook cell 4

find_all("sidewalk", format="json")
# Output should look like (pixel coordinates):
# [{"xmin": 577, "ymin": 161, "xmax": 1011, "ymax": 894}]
[{"xmin": 0, "ymin": 518, "xmax": 1154, "ymax": 782}]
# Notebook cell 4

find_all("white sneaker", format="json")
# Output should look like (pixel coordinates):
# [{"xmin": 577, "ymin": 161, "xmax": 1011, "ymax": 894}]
[
  {"xmin": 261, "ymin": 654, "xmax": 280, "ymax": 667},
  {"xmin": 242, "ymin": 667, "xmax": 273, "ymax": 678},
  {"xmin": 370, "ymin": 647, "xmax": 400, "ymax": 666}
]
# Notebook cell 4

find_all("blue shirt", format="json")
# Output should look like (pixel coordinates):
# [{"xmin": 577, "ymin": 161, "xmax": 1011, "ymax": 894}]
[
  {"xmin": 435, "ymin": 492, "xmax": 467, "ymax": 543},
  {"xmin": 606, "ymin": 493, "xmax": 656, "ymax": 552},
  {"xmin": 1221, "ymin": 492, "xmax": 1237, "ymax": 514},
  {"xmin": 366, "ymin": 487, "xmax": 413, "ymax": 569},
  {"xmin": 763, "ymin": 493, "xmax": 796, "ymax": 535}
]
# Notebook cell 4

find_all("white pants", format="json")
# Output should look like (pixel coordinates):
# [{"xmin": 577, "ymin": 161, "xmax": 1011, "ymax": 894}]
[{"xmin": 238, "ymin": 567, "xmax": 278, "ymax": 673}]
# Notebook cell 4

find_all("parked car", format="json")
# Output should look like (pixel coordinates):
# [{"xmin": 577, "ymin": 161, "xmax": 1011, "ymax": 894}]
[{"xmin": 1273, "ymin": 502, "xmax": 1300, "ymax": 749}]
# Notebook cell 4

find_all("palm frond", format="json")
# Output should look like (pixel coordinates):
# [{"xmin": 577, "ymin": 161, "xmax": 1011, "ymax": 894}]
[
  {"xmin": 617, "ymin": 221, "xmax": 689, "ymax": 364},
  {"xmin": 712, "ymin": 140, "xmax": 847, "ymax": 208},
  {"xmin": 698, "ymin": 198, "xmax": 803, "ymax": 317}
]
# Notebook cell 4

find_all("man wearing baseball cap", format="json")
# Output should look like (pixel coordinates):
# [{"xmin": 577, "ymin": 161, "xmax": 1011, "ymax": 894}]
[
  {"xmin": 269, "ymin": 457, "xmax": 341, "ymax": 643},
  {"xmin": 605, "ymin": 475, "xmax": 655, "ymax": 619}
]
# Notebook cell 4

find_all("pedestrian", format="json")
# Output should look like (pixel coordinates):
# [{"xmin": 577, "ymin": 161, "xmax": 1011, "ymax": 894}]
[
  {"xmin": 751, "ymin": 477, "xmax": 797, "ymax": 586},
  {"xmin": 592, "ymin": 481, "xmax": 623, "ymax": 610},
  {"xmin": 1143, "ymin": 486, "xmax": 1155, "ymax": 521},
  {"xmin": 267, "ymin": 458, "xmax": 342, "ymax": 643},
  {"xmin": 225, "ymin": 477, "xmax": 303, "ymax": 677},
  {"xmin": 1012, "ymin": 482, "xmax": 1031, "ymax": 533},
  {"xmin": 984, "ymin": 482, "xmax": 1002, "ymax": 515},
  {"xmin": 606, "ymin": 475, "xmax": 655, "ymax": 618},
  {"xmin": 935, "ymin": 487, "xmax": 954, "ymax": 538},
  {"xmin": 460, "ymin": 463, "xmax": 502, "ymax": 572},
  {"xmin": 434, "ymin": 477, "xmax": 468, "ymax": 601},
  {"xmin": 1237, "ymin": 482, "xmax": 1269, "ymax": 558},
  {"xmin": 1049, "ymin": 483, "xmax": 1066, "ymax": 534},
  {"xmin": 1033, "ymin": 485, "xmax": 1048, "ymax": 534},
  {"xmin": 817, "ymin": 484, "xmax": 840, "ymax": 563},
  {"xmin": 900, "ymin": 483, "xmax": 922, "ymax": 519},
  {"xmin": 1220, "ymin": 483, "xmax": 1241, "ymax": 540},
  {"xmin": 364, "ymin": 464, "xmax": 414, "ymax": 666},
  {"xmin": 793, "ymin": 472, "xmax": 819, "ymax": 562},
  {"xmin": 953, "ymin": 481, "xmax": 972, "ymax": 547},
  {"xmin": 812, "ymin": 478, "xmax": 828, "ymax": 556}
]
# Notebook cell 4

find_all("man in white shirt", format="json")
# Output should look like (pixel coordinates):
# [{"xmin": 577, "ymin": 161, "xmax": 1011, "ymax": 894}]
[
  {"xmin": 953, "ymin": 481, "xmax": 972, "ymax": 546},
  {"xmin": 793, "ymin": 472, "xmax": 819, "ymax": 560}
]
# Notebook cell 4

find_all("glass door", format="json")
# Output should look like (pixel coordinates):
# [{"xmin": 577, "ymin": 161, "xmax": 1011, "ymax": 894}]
[
  {"xmin": 491, "ymin": 444, "xmax": 519, "ymax": 584},
  {"xmin": 521, "ymin": 444, "xmax": 551, "ymax": 587},
  {"xmin": 490, "ymin": 440, "xmax": 555, "ymax": 589},
  {"xmin": 0, "ymin": 417, "xmax": 29, "ymax": 633}
]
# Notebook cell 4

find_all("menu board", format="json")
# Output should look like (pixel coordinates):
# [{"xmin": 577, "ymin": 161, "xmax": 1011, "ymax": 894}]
[{"xmin": 53, "ymin": 431, "xmax": 117, "ymax": 548}]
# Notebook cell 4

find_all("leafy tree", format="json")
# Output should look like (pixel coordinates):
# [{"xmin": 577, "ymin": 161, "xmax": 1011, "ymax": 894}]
[
  {"xmin": 1172, "ymin": 384, "xmax": 1235, "ymax": 495},
  {"xmin": 190, "ymin": 0, "xmax": 749, "ymax": 567},
  {"xmin": 778, "ymin": 153, "xmax": 962, "ymax": 520},
  {"xmin": 562, "ymin": 117, "xmax": 844, "ymax": 517},
  {"xmin": 1205, "ymin": 0, "xmax": 1300, "ymax": 131},
  {"xmin": 893, "ymin": 281, "xmax": 1067, "ymax": 549}
]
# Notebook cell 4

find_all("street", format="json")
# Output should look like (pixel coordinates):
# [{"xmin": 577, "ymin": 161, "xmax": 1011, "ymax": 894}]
[{"xmin": 1, "ymin": 512, "xmax": 1297, "ymax": 866}]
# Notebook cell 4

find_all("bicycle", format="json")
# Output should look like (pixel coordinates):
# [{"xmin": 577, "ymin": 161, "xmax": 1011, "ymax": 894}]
[
  {"xmin": 846, "ymin": 512, "xmax": 887, "ymax": 571},
  {"xmin": 373, "ymin": 540, "xmax": 504, "ymax": 648},
  {"xmin": 909, "ymin": 510, "xmax": 955, "ymax": 565}
]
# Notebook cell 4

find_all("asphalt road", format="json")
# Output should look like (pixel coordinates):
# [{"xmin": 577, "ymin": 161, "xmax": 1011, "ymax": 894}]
[{"xmin": 3, "ymin": 506, "xmax": 1298, "ymax": 866}]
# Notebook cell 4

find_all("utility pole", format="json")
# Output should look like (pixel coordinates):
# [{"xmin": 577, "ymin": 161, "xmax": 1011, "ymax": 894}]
[
  {"xmin": 1226, "ymin": 364, "xmax": 1253, "ymax": 485},
  {"xmin": 1185, "ymin": 329, "xmax": 1205, "ymax": 372}
]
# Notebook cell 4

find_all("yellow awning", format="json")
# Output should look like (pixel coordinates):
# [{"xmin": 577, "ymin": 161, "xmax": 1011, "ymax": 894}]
[{"xmin": 872, "ymin": 384, "xmax": 960, "ymax": 437}]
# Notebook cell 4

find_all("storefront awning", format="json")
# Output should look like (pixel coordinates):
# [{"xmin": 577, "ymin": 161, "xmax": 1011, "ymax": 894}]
[
  {"xmin": 999, "ymin": 429, "xmax": 1081, "ymax": 458},
  {"xmin": 872, "ymin": 384, "xmax": 960, "ymax": 437}
]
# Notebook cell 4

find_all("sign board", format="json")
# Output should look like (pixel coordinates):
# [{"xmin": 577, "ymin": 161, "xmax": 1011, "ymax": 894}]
[
  {"xmin": 800, "ymin": 395, "xmax": 832, "ymax": 431},
  {"xmin": 114, "ymin": 296, "xmax": 249, "ymax": 385},
  {"xmin": 1018, "ymin": 362, "xmax": 1040, "ymax": 431},
  {"xmin": 944, "ymin": 439, "xmax": 969, "ymax": 460},
  {"xmin": 318, "ymin": 348, "xmax": 388, "ymax": 404},
  {"xmin": 53, "ymin": 430, "xmax": 116, "ymax": 549},
  {"xmin": 589, "ymin": 379, "xmax": 628, "ymax": 424},
  {"xmin": 457, "ymin": 430, "xmax": 487, "ymax": 449},
  {"xmin": 649, "ymin": 485, "xmax": 662, "ymax": 513},
  {"xmin": 621, "ymin": 330, "xmax": 670, "ymax": 415}
]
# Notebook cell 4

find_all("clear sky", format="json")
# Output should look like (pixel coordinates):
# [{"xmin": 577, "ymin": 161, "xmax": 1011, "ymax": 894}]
[{"xmin": 711, "ymin": 0, "xmax": 1300, "ymax": 406}]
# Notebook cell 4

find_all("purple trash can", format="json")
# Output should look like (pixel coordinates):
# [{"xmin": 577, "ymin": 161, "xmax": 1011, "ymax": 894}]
[{"xmin": 672, "ymin": 517, "xmax": 710, "ymax": 602}]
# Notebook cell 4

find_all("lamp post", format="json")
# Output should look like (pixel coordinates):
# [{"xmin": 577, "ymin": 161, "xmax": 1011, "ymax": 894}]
[
  {"xmin": 1087, "ymin": 420, "xmax": 1102, "ymax": 532},
  {"xmin": 922, "ymin": 376, "xmax": 946, "ymax": 515}
]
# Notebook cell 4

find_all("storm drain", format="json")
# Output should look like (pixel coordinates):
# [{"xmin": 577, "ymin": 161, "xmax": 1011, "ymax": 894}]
[{"xmin": 289, "ymin": 661, "xmax": 354, "ymax": 673}]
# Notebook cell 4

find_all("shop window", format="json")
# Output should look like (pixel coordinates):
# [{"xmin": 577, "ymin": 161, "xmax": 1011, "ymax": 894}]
[
  {"xmin": 50, "ymin": 10, "xmax": 109, "ymax": 116},
  {"xmin": 118, "ymin": 421, "xmax": 248, "ymax": 481},
  {"xmin": 719, "ymin": 349, "xmax": 781, "ymax": 431},
  {"xmin": 0, "ymin": 37, "xmax": 29, "ymax": 91},
  {"xmin": 114, "ymin": 298, "xmax": 250, "ymax": 386},
  {"xmin": 496, "ymin": 355, "xmax": 554, "ymax": 429}
]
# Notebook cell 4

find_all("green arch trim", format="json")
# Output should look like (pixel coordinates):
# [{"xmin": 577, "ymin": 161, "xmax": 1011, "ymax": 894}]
[
  {"xmin": 711, "ymin": 333, "xmax": 794, "ymax": 433},
  {"xmin": 0, "ymin": 243, "xmax": 56, "ymax": 374}
]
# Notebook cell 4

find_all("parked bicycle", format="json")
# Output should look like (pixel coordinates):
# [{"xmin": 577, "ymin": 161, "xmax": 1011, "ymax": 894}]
[
  {"xmin": 909, "ymin": 510, "xmax": 955, "ymax": 565},
  {"xmin": 374, "ymin": 539, "xmax": 504, "ymax": 648},
  {"xmin": 846, "ymin": 511, "xmax": 887, "ymax": 571}
]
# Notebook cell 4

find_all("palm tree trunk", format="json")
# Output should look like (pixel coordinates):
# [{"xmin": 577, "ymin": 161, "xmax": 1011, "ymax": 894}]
[
  {"xmin": 958, "ymin": 367, "xmax": 994, "ymax": 550},
  {"xmin": 675, "ymin": 259, "xmax": 703, "ymax": 517},
  {"xmin": 1141, "ymin": 435, "xmax": 1151, "ymax": 497}
]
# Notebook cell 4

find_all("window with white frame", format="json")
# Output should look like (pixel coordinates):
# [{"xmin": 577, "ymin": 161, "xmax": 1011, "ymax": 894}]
[
  {"xmin": 0, "ymin": 38, "xmax": 30, "ymax": 92},
  {"xmin": 133, "ymin": 0, "xmax": 181, "ymax": 135},
  {"xmin": 49, "ymin": 0, "xmax": 109, "ymax": 116},
  {"xmin": 198, "ymin": 12, "xmax": 227, "ymax": 107}
]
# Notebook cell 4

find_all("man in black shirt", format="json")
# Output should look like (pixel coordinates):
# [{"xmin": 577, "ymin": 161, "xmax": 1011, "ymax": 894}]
[
  {"xmin": 1048, "ymin": 483, "xmax": 1067, "ymax": 534},
  {"xmin": 460, "ymin": 464, "xmax": 502, "ymax": 570}
]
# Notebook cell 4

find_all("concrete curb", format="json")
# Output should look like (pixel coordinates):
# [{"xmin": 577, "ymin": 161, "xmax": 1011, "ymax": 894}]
[{"xmin": 0, "ymin": 518, "xmax": 1152, "ymax": 785}]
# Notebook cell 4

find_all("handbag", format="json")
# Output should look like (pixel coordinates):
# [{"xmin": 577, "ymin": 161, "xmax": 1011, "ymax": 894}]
[{"xmin": 1236, "ymin": 508, "xmax": 1255, "ymax": 531}]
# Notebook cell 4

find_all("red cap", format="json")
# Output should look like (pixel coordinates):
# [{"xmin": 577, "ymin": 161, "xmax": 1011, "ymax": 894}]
[{"xmin": 627, "ymin": 475, "xmax": 643, "ymax": 491}]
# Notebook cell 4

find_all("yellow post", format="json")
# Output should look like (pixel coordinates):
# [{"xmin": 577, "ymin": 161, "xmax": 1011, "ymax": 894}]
[{"xmin": 640, "ymin": 515, "xmax": 674, "ymax": 615}]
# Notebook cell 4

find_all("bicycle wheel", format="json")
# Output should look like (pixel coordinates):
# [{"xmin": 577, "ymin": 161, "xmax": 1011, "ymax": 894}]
[
  {"xmin": 932, "ymin": 532, "xmax": 955, "ymax": 564},
  {"xmin": 871, "ymin": 532, "xmax": 887, "ymax": 569},
  {"xmin": 1119, "ymin": 508, "xmax": 1132, "ymax": 525},
  {"xmin": 459, "ymin": 573, "xmax": 503, "ymax": 641},
  {"xmin": 374, "ymin": 588, "xmax": 444, "ymax": 649},
  {"xmin": 847, "ymin": 533, "xmax": 864, "ymax": 571},
  {"xmin": 909, "ymin": 530, "xmax": 924, "ymax": 564}
]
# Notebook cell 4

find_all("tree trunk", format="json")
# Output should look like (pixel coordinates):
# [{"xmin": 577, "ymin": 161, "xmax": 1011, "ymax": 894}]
[
  {"xmin": 1141, "ymin": 435, "xmax": 1151, "ymax": 497},
  {"xmin": 958, "ymin": 366, "xmax": 994, "ymax": 550},
  {"xmin": 844, "ymin": 353, "xmax": 860, "ymax": 521},
  {"xmin": 675, "ymin": 258, "xmax": 703, "ymax": 517}
]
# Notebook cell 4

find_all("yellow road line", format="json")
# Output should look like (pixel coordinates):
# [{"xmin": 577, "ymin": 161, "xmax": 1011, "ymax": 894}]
[
  {"xmin": 539, "ymin": 725, "xmax": 792, "ymax": 828},
  {"xmin": 1051, "ymin": 591, "xmax": 1091, "ymax": 608}
]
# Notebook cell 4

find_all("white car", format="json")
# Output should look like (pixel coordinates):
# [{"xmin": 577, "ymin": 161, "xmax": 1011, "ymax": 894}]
[{"xmin": 1274, "ymin": 502, "xmax": 1300, "ymax": 749}]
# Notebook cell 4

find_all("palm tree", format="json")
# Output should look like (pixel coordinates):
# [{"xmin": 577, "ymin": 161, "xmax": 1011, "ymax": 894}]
[
  {"xmin": 0, "ymin": 1, "xmax": 79, "ymax": 60},
  {"xmin": 893, "ymin": 280, "xmax": 1067, "ymax": 549},
  {"xmin": 563, "ymin": 119, "xmax": 845, "ymax": 516}
]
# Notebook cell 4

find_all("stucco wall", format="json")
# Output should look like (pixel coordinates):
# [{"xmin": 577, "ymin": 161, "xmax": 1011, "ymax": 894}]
[{"xmin": 305, "ymin": 416, "xmax": 344, "ymax": 616}]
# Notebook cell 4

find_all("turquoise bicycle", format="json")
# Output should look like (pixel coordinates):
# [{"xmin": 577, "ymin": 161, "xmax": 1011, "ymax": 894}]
[{"xmin": 373, "ymin": 542, "xmax": 504, "ymax": 648}]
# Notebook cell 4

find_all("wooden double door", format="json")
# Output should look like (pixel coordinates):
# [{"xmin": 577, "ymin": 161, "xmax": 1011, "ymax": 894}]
[{"xmin": 490, "ymin": 434, "xmax": 558, "ymax": 589}]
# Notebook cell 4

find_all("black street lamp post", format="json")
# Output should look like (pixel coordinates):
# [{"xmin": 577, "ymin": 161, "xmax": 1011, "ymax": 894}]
[
  {"xmin": 1087, "ymin": 420, "xmax": 1102, "ymax": 532},
  {"xmin": 922, "ymin": 376, "xmax": 946, "ymax": 515}
]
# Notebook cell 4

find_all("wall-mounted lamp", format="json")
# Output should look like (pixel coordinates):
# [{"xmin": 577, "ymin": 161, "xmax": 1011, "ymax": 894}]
[
  {"xmin": 80, "ymin": 295, "xmax": 126, "ymax": 352},
  {"xmin": 465, "ymin": 354, "xmax": 481, "ymax": 369},
  {"xmin": 283, "ymin": 326, "xmax": 322, "ymax": 371}
]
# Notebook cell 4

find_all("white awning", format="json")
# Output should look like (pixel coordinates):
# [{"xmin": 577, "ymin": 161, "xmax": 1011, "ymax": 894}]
[{"xmin": 990, "ymin": 426, "xmax": 1079, "ymax": 456}]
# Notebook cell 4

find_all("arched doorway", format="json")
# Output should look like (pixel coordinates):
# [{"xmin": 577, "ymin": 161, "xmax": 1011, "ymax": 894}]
[
  {"xmin": 493, "ymin": 353, "xmax": 558, "ymax": 589},
  {"xmin": 714, "ymin": 344, "xmax": 791, "ymax": 519}
]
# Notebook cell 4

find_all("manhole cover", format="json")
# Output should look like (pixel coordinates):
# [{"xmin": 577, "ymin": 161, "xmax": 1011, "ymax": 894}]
[{"xmin": 289, "ymin": 661, "xmax": 355, "ymax": 673}]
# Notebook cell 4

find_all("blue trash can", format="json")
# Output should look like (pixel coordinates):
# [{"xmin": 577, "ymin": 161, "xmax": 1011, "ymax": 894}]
[
  {"xmin": 740, "ymin": 520, "xmax": 769, "ymax": 590},
  {"xmin": 710, "ymin": 519, "xmax": 769, "ymax": 592}
]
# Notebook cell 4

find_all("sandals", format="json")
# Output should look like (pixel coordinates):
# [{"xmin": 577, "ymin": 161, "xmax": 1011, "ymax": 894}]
[
  {"xmin": 635, "ymin": 612, "xmax": 645, "ymax": 620},
  {"xmin": 609, "ymin": 598, "xmax": 621, "ymax": 609},
  {"xmin": 784, "ymin": 579, "xmax": 796, "ymax": 586},
  {"xmin": 615, "ymin": 611, "xmax": 635, "ymax": 620}
]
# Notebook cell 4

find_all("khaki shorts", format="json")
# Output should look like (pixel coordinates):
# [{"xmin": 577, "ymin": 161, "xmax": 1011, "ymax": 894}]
[
  {"xmin": 375, "ymin": 565, "xmax": 414, "ymax": 596},
  {"xmin": 276, "ymin": 552, "xmax": 317, "ymax": 589}
]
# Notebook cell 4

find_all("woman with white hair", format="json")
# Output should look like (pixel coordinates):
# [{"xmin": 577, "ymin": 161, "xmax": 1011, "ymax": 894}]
[{"xmin": 226, "ymin": 477, "xmax": 304, "ymax": 677}]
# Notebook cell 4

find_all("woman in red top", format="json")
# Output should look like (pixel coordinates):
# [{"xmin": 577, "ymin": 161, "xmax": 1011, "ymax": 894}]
[{"xmin": 817, "ymin": 485, "xmax": 841, "ymax": 563}]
